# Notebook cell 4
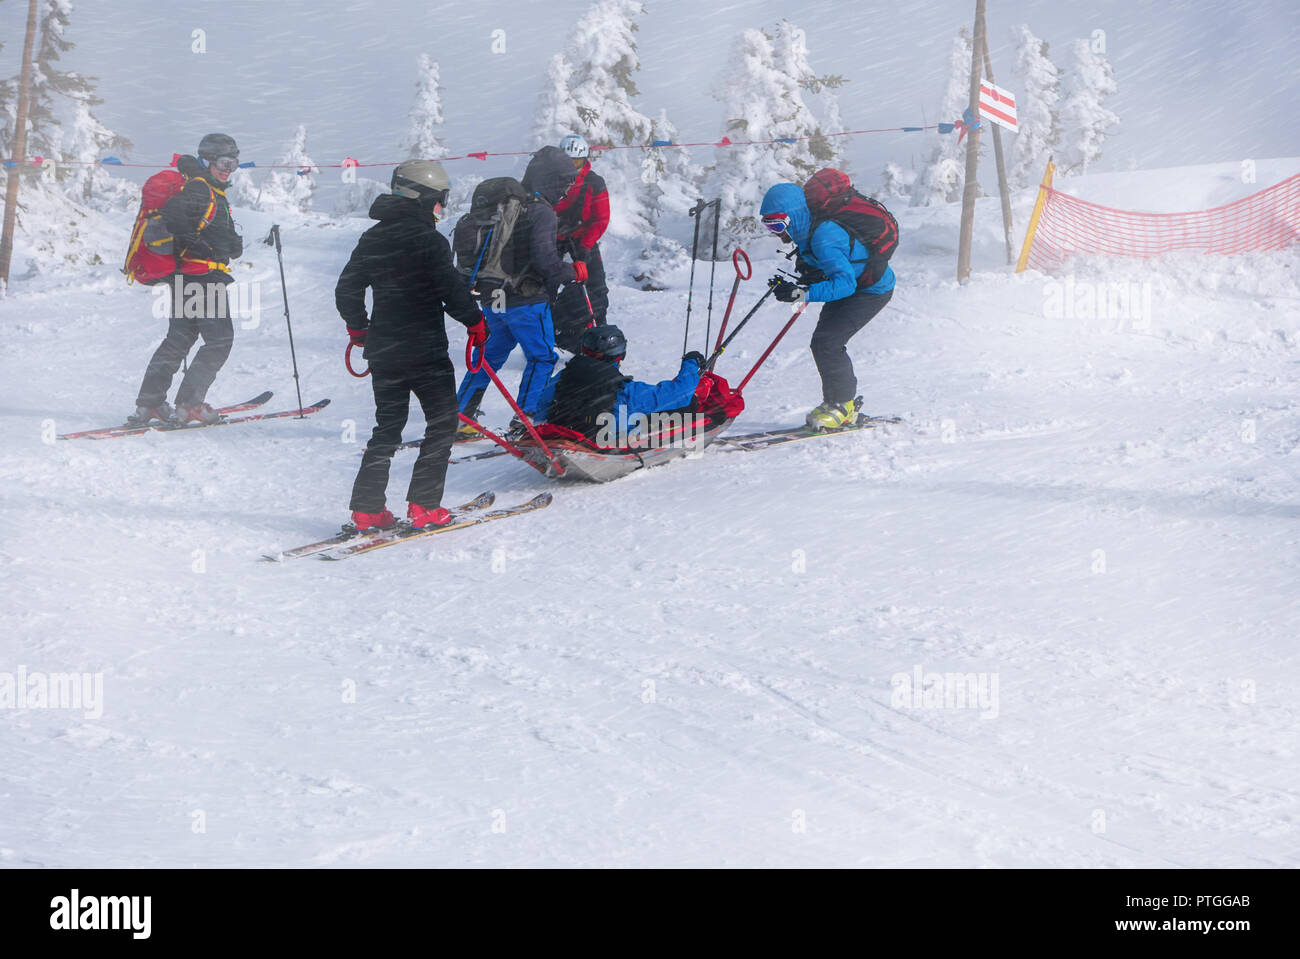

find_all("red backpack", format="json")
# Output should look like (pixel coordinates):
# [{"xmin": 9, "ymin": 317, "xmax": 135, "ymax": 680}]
[
  {"xmin": 803, "ymin": 168, "xmax": 899, "ymax": 289},
  {"xmin": 121, "ymin": 169, "xmax": 218, "ymax": 285}
]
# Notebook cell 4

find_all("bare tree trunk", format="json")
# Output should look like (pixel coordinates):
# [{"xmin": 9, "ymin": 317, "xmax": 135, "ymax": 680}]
[
  {"xmin": 0, "ymin": 0, "xmax": 41, "ymax": 287},
  {"xmin": 956, "ymin": 0, "xmax": 987, "ymax": 283}
]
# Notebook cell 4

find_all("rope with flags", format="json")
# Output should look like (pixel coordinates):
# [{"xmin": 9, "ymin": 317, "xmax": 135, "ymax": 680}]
[{"xmin": 1, "ymin": 122, "xmax": 956, "ymax": 172}]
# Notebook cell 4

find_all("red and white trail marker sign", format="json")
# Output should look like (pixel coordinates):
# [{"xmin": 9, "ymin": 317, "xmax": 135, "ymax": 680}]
[{"xmin": 979, "ymin": 81, "xmax": 1018, "ymax": 131}]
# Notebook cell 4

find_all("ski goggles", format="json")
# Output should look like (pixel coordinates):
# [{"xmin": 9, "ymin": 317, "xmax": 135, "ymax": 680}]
[
  {"xmin": 207, "ymin": 156, "xmax": 240, "ymax": 173},
  {"xmin": 761, "ymin": 213, "xmax": 791, "ymax": 234}
]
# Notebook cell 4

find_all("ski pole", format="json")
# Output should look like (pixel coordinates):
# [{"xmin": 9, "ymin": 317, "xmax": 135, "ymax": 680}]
[
  {"xmin": 703, "ymin": 198, "xmax": 720, "ymax": 354},
  {"xmin": 705, "ymin": 284, "xmax": 775, "ymax": 371},
  {"xmin": 263, "ymin": 225, "xmax": 306, "ymax": 417},
  {"xmin": 712, "ymin": 248, "xmax": 751, "ymax": 358},
  {"xmin": 736, "ymin": 302, "xmax": 809, "ymax": 394},
  {"xmin": 465, "ymin": 339, "xmax": 565, "ymax": 475},
  {"xmin": 682, "ymin": 198, "xmax": 705, "ymax": 355}
]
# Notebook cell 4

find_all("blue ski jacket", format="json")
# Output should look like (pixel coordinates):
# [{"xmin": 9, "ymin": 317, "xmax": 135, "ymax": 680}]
[{"xmin": 760, "ymin": 182, "xmax": 895, "ymax": 302}]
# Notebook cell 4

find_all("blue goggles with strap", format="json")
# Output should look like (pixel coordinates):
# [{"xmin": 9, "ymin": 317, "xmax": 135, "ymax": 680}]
[{"xmin": 761, "ymin": 212, "xmax": 791, "ymax": 234}]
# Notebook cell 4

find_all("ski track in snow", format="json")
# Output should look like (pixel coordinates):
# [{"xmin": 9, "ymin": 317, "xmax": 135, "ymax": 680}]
[{"xmin": 2, "ymin": 164, "xmax": 1299, "ymax": 867}]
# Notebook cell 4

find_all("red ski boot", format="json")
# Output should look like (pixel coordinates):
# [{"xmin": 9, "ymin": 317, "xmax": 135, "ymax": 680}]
[
  {"xmin": 171, "ymin": 402, "xmax": 222, "ymax": 426},
  {"xmin": 407, "ymin": 503, "xmax": 452, "ymax": 529},
  {"xmin": 350, "ymin": 509, "xmax": 396, "ymax": 531}
]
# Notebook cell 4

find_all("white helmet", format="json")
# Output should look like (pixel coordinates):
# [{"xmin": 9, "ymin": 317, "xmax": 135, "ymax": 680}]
[
  {"xmin": 391, "ymin": 159, "xmax": 451, "ymax": 205},
  {"xmin": 559, "ymin": 133, "xmax": 589, "ymax": 159}
]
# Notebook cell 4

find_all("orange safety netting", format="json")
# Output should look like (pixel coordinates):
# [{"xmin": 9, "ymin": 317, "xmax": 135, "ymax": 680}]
[{"xmin": 1023, "ymin": 171, "xmax": 1300, "ymax": 272}]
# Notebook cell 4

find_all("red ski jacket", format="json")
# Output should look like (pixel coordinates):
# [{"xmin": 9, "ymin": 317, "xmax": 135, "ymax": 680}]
[{"xmin": 554, "ymin": 161, "xmax": 610, "ymax": 251}]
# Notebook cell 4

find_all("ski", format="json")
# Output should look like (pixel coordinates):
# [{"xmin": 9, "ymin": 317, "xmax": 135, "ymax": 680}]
[
  {"xmin": 263, "ymin": 491, "xmax": 497, "ymax": 562},
  {"xmin": 318, "ymin": 492, "xmax": 553, "ymax": 560},
  {"xmin": 156, "ymin": 398, "xmax": 331, "ymax": 433},
  {"xmin": 716, "ymin": 414, "xmax": 901, "ymax": 452},
  {"xmin": 450, "ymin": 446, "xmax": 514, "ymax": 466},
  {"xmin": 58, "ymin": 391, "xmax": 274, "ymax": 440},
  {"xmin": 390, "ymin": 428, "xmax": 502, "ymax": 453}
]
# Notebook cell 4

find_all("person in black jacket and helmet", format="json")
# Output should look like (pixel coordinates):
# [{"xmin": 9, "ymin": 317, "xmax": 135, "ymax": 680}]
[{"xmin": 336, "ymin": 159, "xmax": 488, "ymax": 531}]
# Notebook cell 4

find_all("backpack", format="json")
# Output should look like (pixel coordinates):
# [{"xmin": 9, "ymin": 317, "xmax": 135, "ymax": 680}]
[
  {"xmin": 803, "ymin": 168, "xmax": 899, "ymax": 289},
  {"xmin": 121, "ymin": 169, "xmax": 217, "ymax": 285},
  {"xmin": 452, "ymin": 177, "xmax": 542, "ymax": 298}
]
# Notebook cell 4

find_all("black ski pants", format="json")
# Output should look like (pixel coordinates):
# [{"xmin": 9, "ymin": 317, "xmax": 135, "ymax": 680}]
[
  {"xmin": 582, "ymin": 242, "xmax": 608, "ymax": 325},
  {"xmin": 351, "ymin": 358, "xmax": 459, "ymax": 513},
  {"xmin": 136, "ymin": 273, "xmax": 234, "ymax": 408},
  {"xmin": 810, "ymin": 287, "xmax": 893, "ymax": 405}
]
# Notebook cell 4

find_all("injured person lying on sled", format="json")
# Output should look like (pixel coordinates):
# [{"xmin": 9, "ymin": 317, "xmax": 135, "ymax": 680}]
[{"xmin": 517, "ymin": 324, "xmax": 747, "ymax": 480}]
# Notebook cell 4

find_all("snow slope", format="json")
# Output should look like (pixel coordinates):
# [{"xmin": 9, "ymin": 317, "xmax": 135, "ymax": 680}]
[{"xmin": 1, "ymin": 160, "xmax": 1298, "ymax": 866}]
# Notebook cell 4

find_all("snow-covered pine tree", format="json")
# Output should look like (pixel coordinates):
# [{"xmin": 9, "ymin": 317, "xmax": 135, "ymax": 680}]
[
  {"xmin": 225, "ymin": 166, "xmax": 260, "ymax": 209},
  {"xmin": 1008, "ymin": 24, "xmax": 1060, "ymax": 190},
  {"xmin": 531, "ymin": 0, "xmax": 656, "ymax": 237},
  {"xmin": 0, "ymin": 1, "xmax": 129, "ymax": 272},
  {"xmin": 879, "ymin": 161, "xmax": 916, "ymax": 200},
  {"xmin": 769, "ymin": 19, "xmax": 846, "ymax": 172},
  {"xmin": 631, "ymin": 110, "xmax": 700, "ymax": 289},
  {"xmin": 1056, "ymin": 37, "xmax": 1118, "ymax": 176},
  {"xmin": 13, "ymin": 0, "xmax": 133, "ymax": 209},
  {"xmin": 332, "ymin": 176, "xmax": 389, "ymax": 218},
  {"xmin": 911, "ymin": 27, "xmax": 972, "ymax": 206},
  {"xmin": 639, "ymin": 110, "xmax": 703, "ymax": 223},
  {"xmin": 259, "ymin": 125, "xmax": 319, "ymax": 213},
  {"xmin": 403, "ymin": 53, "xmax": 446, "ymax": 160},
  {"xmin": 708, "ymin": 20, "xmax": 847, "ymax": 242}
]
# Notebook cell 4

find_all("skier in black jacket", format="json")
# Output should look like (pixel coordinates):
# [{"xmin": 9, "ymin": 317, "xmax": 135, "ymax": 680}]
[
  {"xmin": 336, "ymin": 160, "xmax": 488, "ymax": 531},
  {"xmin": 129, "ymin": 133, "xmax": 244, "ymax": 426},
  {"xmin": 455, "ymin": 145, "xmax": 580, "ymax": 434}
]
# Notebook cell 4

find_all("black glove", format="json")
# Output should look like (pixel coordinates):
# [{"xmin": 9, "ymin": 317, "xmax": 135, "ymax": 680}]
[
  {"xmin": 683, "ymin": 351, "xmax": 705, "ymax": 369},
  {"xmin": 794, "ymin": 253, "xmax": 826, "ymax": 285},
  {"xmin": 769, "ymin": 276, "xmax": 804, "ymax": 303},
  {"xmin": 569, "ymin": 240, "xmax": 587, "ymax": 263},
  {"xmin": 229, "ymin": 233, "xmax": 243, "ymax": 261}
]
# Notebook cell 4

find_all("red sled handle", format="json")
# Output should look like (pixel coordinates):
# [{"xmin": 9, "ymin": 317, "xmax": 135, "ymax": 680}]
[
  {"xmin": 714, "ymin": 248, "xmax": 752, "ymax": 356},
  {"xmin": 465, "ymin": 338, "xmax": 484, "ymax": 373},
  {"xmin": 732, "ymin": 248, "xmax": 752, "ymax": 281},
  {"xmin": 345, "ymin": 341, "xmax": 370, "ymax": 378}
]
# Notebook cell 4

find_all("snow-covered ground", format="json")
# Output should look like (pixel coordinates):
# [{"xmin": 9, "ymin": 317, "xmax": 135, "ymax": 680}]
[{"xmin": 2, "ymin": 160, "xmax": 1298, "ymax": 866}]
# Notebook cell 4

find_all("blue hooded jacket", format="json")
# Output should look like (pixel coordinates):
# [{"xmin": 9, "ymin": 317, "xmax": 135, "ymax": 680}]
[{"xmin": 760, "ymin": 183, "xmax": 895, "ymax": 301}]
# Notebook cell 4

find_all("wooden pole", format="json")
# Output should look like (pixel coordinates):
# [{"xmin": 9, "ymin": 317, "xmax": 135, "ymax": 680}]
[
  {"xmin": 955, "ymin": 0, "xmax": 986, "ymax": 283},
  {"xmin": 0, "ymin": 0, "xmax": 41, "ymax": 287},
  {"xmin": 981, "ymin": 29, "xmax": 1015, "ymax": 265}
]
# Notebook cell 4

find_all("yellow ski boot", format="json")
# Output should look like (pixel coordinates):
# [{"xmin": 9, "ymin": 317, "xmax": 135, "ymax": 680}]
[{"xmin": 805, "ymin": 397, "xmax": 859, "ymax": 431}]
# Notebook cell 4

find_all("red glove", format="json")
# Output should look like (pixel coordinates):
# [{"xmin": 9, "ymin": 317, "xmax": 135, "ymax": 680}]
[
  {"xmin": 466, "ymin": 317, "xmax": 488, "ymax": 350},
  {"xmin": 348, "ymin": 328, "xmax": 366, "ymax": 346},
  {"xmin": 572, "ymin": 261, "xmax": 589, "ymax": 283}
]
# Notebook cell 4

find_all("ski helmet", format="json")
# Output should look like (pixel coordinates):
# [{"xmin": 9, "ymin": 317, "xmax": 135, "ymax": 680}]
[
  {"xmin": 392, "ymin": 159, "xmax": 451, "ymax": 207},
  {"xmin": 580, "ymin": 324, "xmax": 627, "ymax": 361},
  {"xmin": 560, "ymin": 133, "xmax": 589, "ymax": 159},
  {"xmin": 198, "ymin": 133, "xmax": 239, "ymax": 161}
]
